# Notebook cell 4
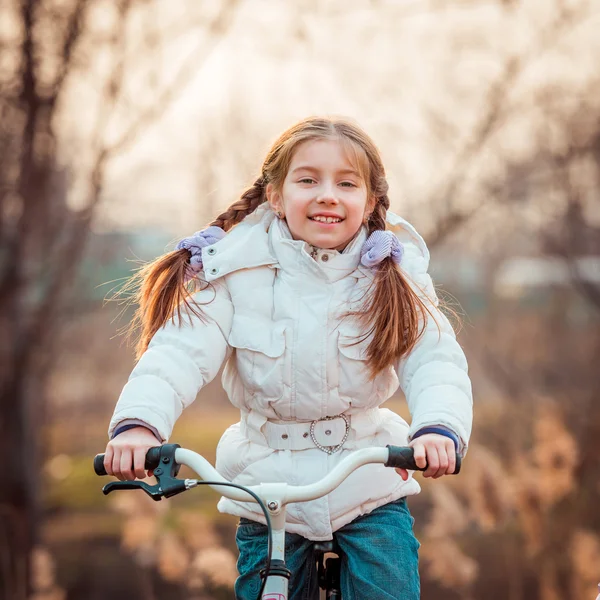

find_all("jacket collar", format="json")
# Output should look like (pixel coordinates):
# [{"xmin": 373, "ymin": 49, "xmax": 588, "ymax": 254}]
[
  {"xmin": 270, "ymin": 217, "xmax": 368, "ymax": 283},
  {"xmin": 201, "ymin": 203, "xmax": 428, "ymax": 282}
]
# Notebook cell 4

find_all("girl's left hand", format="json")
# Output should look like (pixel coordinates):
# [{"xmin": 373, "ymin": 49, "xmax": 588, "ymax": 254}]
[{"xmin": 395, "ymin": 433, "xmax": 457, "ymax": 481}]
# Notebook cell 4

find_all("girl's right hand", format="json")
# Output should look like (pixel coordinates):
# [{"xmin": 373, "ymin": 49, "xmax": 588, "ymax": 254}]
[{"xmin": 103, "ymin": 426, "xmax": 161, "ymax": 481}]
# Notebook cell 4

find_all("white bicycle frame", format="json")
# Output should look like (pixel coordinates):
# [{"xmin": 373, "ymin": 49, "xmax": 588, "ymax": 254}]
[{"xmin": 174, "ymin": 446, "xmax": 395, "ymax": 600}]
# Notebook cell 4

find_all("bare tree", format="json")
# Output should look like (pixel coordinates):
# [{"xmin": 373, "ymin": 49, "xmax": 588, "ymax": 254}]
[
  {"xmin": 448, "ymin": 68, "xmax": 600, "ymax": 597},
  {"xmin": 0, "ymin": 1, "xmax": 239, "ymax": 597}
]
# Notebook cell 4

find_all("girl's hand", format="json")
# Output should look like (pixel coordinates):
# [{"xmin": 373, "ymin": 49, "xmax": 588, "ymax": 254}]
[
  {"xmin": 104, "ymin": 426, "xmax": 161, "ymax": 481},
  {"xmin": 395, "ymin": 433, "xmax": 457, "ymax": 481}
]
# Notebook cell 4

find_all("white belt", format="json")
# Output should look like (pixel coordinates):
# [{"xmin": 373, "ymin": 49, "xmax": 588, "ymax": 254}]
[{"xmin": 240, "ymin": 408, "xmax": 383, "ymax": 454}]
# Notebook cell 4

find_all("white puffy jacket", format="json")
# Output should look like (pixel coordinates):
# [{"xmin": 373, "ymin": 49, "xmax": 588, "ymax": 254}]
[{"xmin": 109, "ymin": 204, "xmax": 473, "ymax": 540}]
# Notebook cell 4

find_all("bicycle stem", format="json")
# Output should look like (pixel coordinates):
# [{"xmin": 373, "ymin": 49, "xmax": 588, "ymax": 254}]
[{"xmin": 261, "ymin": 509, "xmax": 290, "ymax": 598}]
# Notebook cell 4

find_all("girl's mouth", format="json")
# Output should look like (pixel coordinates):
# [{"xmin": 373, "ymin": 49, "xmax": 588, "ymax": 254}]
[{"xmin": 308, "ymin": 216, "xmax": 344, "ymax": 225}]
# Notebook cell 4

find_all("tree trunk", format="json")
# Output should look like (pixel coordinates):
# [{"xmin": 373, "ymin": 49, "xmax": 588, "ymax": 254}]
[{"xmin": 0, "ymin": 371, "xmax": 38, "ymax": 600}]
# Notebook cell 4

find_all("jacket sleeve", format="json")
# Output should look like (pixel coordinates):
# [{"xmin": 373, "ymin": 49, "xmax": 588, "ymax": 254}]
[
  {"xmin": 391, "ymin": 222, "xmax": 473, "ymax": 455},
  {"xmin": 108, "ymin": 279, "xmax": 234, "ymax": 442}
]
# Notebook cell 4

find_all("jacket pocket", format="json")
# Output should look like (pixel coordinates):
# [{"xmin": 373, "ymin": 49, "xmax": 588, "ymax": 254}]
[
  {"xmin": 338, "ymin": 331, "xmax": 368, "ymax": 361},
  {"xmin": 336, "ymin": 324, "xmax": 371, "ymax": 403},
  {"xmin": 336, "ymin": 323, "xmax": 399, "ymax": 407},
  {"xmin": 228, "ymin": 314, "xmax": 287, "ymax": 399}
]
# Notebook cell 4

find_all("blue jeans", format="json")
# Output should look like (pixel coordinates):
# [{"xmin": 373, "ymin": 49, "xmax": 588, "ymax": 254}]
[{"xmin": 235, "ymin": 497, "xmax": 420, "ymax": 599}]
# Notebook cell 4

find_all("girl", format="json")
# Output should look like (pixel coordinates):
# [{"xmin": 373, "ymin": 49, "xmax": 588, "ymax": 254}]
[{"xmin": 104, "ymin": 116, "xmax": 473, "ymax": 599}]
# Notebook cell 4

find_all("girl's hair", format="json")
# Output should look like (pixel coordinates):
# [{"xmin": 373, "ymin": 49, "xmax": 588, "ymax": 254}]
[{"xmin": 126, "ymin": 116, "xmax": 442, "ymax": 377}]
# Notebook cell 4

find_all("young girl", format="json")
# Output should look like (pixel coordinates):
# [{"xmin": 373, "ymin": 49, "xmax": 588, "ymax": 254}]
[{"xmin": 104, "ymin": 116, "xmax": 473, "ymax": 599}]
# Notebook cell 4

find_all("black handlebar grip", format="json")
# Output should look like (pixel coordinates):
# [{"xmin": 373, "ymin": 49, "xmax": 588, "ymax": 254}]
[
  {"xmin": 93, "ymin": 446, "xmax": 163, "ymax": 476},
  {"xmin": 385, "ymin": 445, "xmax": 462, "ymax": 475}
]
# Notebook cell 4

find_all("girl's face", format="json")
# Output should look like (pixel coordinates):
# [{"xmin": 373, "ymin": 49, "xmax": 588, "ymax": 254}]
[{"xmin": 267, "ymin": 139, "xmax": 373, "ymax": 251}]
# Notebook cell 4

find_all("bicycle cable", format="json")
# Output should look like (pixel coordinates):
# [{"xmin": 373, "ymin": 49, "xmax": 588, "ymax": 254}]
[{"xmin": 189, "ymin": 480, "xmax": 273, "ymax": 600}]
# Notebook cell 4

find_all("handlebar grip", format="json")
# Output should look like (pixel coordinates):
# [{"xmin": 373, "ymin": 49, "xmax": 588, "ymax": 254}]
[
  {"xmin": 385, "ymin": 445, "xmax": 462, "ymax": 475},
  {"xmin": 93, "ymin": 447, "xmax": 163, "ymax": 476}
]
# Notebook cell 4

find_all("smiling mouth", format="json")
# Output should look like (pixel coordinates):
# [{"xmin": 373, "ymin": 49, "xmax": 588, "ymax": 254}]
[{"xmin": 308, "ymin": 216, "xmax": 344, "ymax": 224}]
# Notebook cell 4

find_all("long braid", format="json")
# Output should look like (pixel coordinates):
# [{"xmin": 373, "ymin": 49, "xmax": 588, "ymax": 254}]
[
  {"xmin": 210, "ymin": 177, "xmax": 266, "ymax": 232},
  {"xmin": 367, "ymin": 192, "xmax": 390, "ymax": 233},
  {"xmin": 355, "ymin": 193, "xmax": 435, "ymax": 378}
]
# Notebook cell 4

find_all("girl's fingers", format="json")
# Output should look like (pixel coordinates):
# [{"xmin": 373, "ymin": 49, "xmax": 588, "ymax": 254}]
[
  {"xmin": 413, "ymin": 442, "xmax": 427, "ymax": 470},
  {"xmin": 407, "ymin": 435, "xmax": 460, "ymax": 479},
  {"xmin": 424, "ymin": 445, "xmax": 439, "ymax": 478},
  {"xmin": 447, "ymin": 441, "xmax": 457, "ymax": 475},
  {"xmin": 134, "ymin": 448, "xmax": 148, "ymax": 480},
  {"xmin": 111, "ymin": 447, "xmax": 122, "ymax": 480},
  {"xmin": 120, "ymin": 448, "xmax": 135, "ymax": 481},
  {"xmin": 104, "ymin": 446, "xmax": 114, "ymax": 477},
  {"xmin": 433, "ymin": 445, "xmax": 449, "ymax": 479},
  {"xmin": 395, "ymin": 467, "xmax": 409, "ymax": 481}
]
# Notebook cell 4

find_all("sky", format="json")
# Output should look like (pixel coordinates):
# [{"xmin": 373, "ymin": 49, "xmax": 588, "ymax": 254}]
[{"xmin": 65, "ymin": 0, "xmax": 599, "ymax": 240}]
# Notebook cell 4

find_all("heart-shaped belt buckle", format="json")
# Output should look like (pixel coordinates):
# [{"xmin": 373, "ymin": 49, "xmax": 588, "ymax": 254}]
[{"xmin": 309, "ymin": 414, "xmax": 350, "ymax": 454}]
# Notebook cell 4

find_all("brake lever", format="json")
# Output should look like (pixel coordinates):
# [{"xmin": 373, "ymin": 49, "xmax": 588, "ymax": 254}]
[
  {"xmin": 102, "ymin": 443, "xmax": 191, "ymax": 501},
  {"xmin": 103, "ymin": 479, "xmax": 165, "ymax": 501}
]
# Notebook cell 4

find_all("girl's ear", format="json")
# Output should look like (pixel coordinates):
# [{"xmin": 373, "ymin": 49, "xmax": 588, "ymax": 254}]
[{"xmin": 266, "ymin": 183, "xmax": 283, "ymax": 215}]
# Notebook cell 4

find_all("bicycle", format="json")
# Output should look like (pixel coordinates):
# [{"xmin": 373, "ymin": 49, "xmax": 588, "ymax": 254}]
[{"xmin": 94, "ymin": 443, "xmax": 461, "ymax": 600}]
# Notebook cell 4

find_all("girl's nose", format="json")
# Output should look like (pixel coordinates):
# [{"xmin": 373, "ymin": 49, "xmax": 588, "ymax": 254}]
[{"xmin": 316, "ymin": 183, "xmax": 339, "ymax": 204}]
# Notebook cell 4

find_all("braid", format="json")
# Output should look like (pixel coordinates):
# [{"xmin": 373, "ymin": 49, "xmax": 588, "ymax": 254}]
[
  {"xmin": 368, "ymin": 195, "xmax": 390, "ymax": 233},
  {"xmin": 367, "ymin": 171, "xmax": 390, "ymax": 233},
  {"xmin": 356, "ymin": 190, "xmax": 438, "ymax": 378},
  {"xmin": 211, "ymin": 176, "xmax": 266, "ymax": 232}
]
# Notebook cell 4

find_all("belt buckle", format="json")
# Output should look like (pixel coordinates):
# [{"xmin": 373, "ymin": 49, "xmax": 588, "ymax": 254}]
[{"xmin": 309, "ymin": 414, "xmax": 350, "ymax": 454}]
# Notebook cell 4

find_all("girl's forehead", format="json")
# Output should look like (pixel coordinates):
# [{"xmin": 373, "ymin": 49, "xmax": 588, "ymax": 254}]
[{"xmin": 289, "ymin": 138, "xmax": 366, "ymax": 176}]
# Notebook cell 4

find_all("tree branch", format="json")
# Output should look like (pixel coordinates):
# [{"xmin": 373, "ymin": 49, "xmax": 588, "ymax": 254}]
[
  {"xmin": 47, "ymin": 0, "xmax": 89, "ymax": 112},
  {"xmin": 104, "ymin": 0, "xmax": 240, "ymax": 160},
  {"xmin": 426, "ymin": 2, "xmax": 597, "ymax": 246}
]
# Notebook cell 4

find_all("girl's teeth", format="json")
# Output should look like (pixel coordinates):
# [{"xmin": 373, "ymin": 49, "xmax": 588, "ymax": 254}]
[{"xmin": 312, "ymin": 216, "xmax": 341, "ymax": 223}]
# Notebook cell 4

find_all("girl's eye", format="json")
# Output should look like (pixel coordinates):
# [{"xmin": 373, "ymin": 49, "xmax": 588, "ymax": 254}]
[{"xmin": 298, "ymin": 178, "xmax": 357, "ymax": 187}]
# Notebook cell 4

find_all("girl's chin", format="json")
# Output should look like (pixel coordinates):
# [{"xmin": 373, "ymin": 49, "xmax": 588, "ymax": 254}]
[
  {"xmin": 289, "ymin": 224, "xmax": 357, "ymax": 250},
  {"xmin": 306, "ymin": 234, "xmax": 353, "ymax": 251}
]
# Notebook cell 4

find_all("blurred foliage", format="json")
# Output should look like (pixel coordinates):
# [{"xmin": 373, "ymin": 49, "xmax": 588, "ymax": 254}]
[{"xmin": 4, "ymin": 0, "xmax": 600, "ymax": 598}]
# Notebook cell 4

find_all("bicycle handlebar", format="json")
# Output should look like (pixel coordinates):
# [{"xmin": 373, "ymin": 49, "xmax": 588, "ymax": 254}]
[
  {"xmin": 93, "ymin": 445, "xmax": 460, "ymax": 476},
  {"xmin": 94, "ymin": 444, "xmax": 460, "ymax": 600},
  {"xmin": 94, "ymin": 444, "xmax": 460, "ymax": 503}
]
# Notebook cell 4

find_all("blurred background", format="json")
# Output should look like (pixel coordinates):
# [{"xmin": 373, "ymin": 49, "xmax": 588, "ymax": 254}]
[{"xmin": 1, "ymin": 0, "xmax": 599, "ymax": 598}]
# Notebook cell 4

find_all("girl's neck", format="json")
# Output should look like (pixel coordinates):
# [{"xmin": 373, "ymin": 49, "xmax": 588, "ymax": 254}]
[{"xmin": 304, "ymin": 228, "xmax": 364, "ymax": 257}]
